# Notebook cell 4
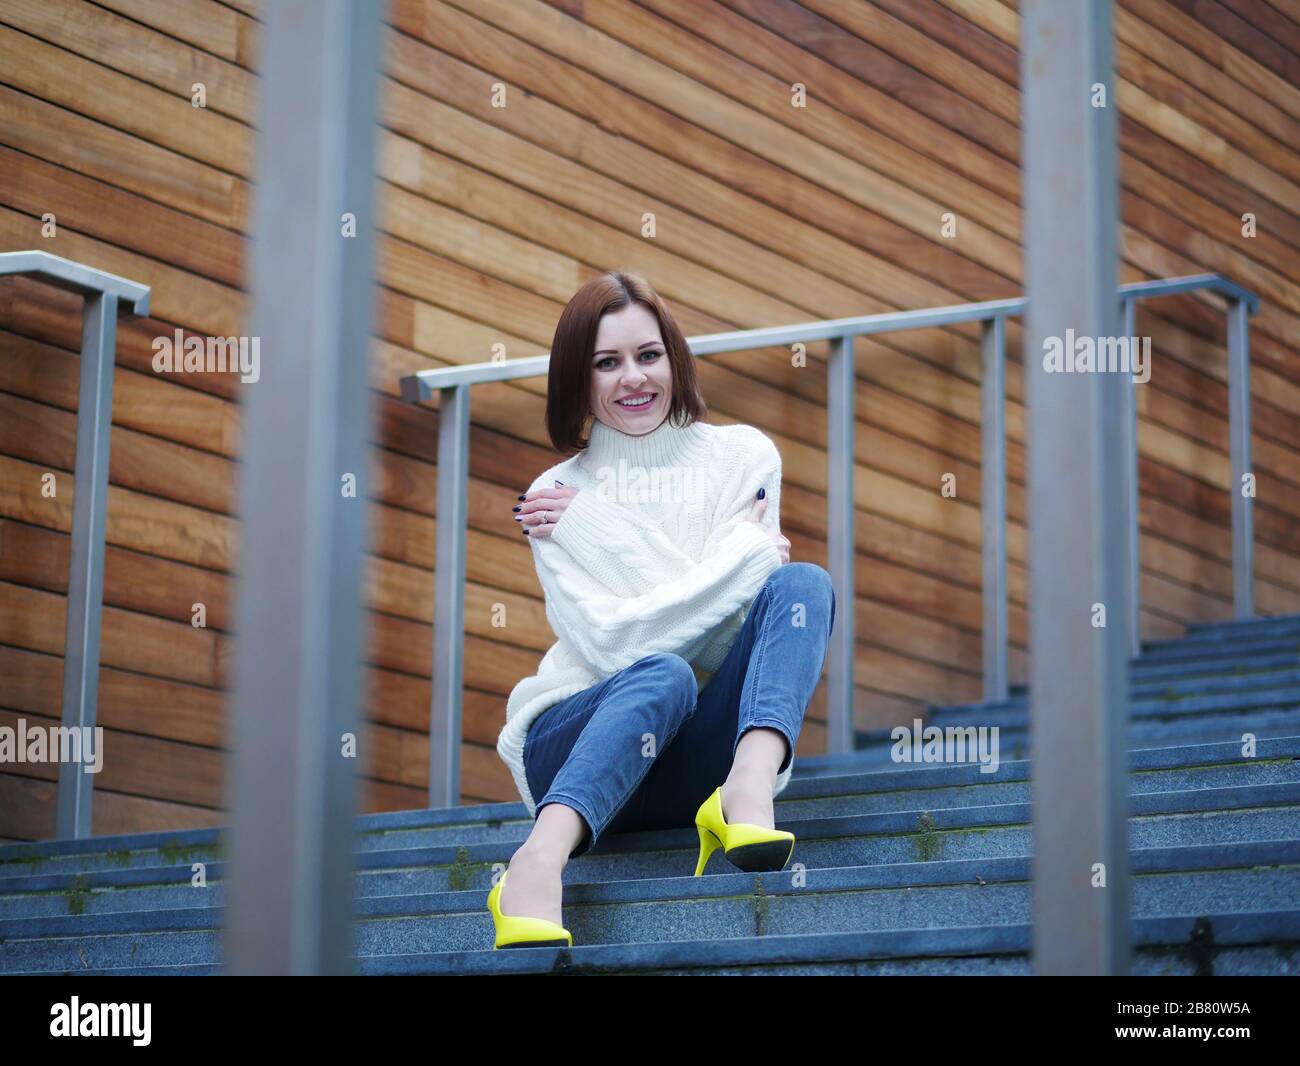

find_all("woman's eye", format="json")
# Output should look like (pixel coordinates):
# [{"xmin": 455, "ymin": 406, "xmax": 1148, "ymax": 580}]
[{"xmin": 596, "ymin": 351, "xmax": 662, "ymax": 369}]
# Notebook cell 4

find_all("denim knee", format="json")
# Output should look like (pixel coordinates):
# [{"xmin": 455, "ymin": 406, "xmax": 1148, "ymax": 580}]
[
  {"xmin": 769, "ymin": 562, "xmax": 832, "ymax": 596},
  {"xmin": 767, "ymin": 562, "xmax": 835, "ymax": 624},
  {"xmin": 628, "ymin": 652, "xmax": 698, "ymax": 708}
]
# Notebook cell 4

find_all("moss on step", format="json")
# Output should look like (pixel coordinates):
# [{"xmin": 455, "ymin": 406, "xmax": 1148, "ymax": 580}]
[
  {"xmin": 912, "ymin": 812, "xmax": 941, "ymax": 863},
  {"xmin": 63, "ymin": 873, "xmax": 93, "ymax": 915},
  {"xmin": 904, "ymin": 815, "xmax": 997, "ymax": 864},
  {"xmin": 0, "ymin": 846, "xmax": 46, "ymax": 868},
  {"xmin": 446, "ymin": 846, "xmax": 480, "ymax": 892},
  {"xmin": 158, "ymin": 841, "xmax": 219, "ymax": 867},
  {"xmin": 750, "ymin": 876, "xmax": 770, "ymax": 937}
]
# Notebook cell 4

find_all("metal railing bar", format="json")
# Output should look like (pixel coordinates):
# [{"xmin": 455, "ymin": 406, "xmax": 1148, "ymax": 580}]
[
  {"xmin": 1227, "ymin": 298, "xmax": 1255, "ymax": 617},
  {"xmin": 0, "ymin": 252, "xmax": 152, "ymax": 840},
  {"xmin": 1022, "ymin": 0, "xmax": 1129, "ymax": 974},
  {"xmin": 1119, "ymin": 297, "xmax": 1142, "ymax": 659},
  {"xmin": 685, "ymin": 297, "xmax": 1027, "ymax": 351},
  {"xmin": 428, "ymin": 384, "xmax": 470, "ymax": 804},
  {"xmin": 0, "ymin": 251, "xmax": 150, "ymax": 316},
  {"xmin": 54, "ymin": 290, "xmax": 119, "ymax": 840},
  {"xmin": 398, "ymin": 273, "xmax": 1254, "ymax": 400},
  {"xmin": 826, "ymin": 334, "xmax": 857, "ymax": 754},
  {"xmin": 1117, "ymin": 272, "xmax": 1259, "ymax": 313},
  {"xmin": 223, "ymin": 0, "xmax": 382, "ymax": 975},
  {"xmin": 980, "ymin": 316, "xmax": 1009, "ymax": 702}
]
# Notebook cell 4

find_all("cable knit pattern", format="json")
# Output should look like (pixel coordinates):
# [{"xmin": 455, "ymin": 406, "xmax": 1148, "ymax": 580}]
[{"xmin": 497, "ymin": 416, "xmax": 790, "ymax": 816}]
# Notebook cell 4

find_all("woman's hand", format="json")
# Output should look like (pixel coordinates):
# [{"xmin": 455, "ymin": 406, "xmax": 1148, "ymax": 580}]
[
  {"xmin": 513, "ymin": 482, "xmax": 578, "ymax": 538},
  {"xmin": 746, "ymin": 495, "xmax": 790, "ymax": 566}
]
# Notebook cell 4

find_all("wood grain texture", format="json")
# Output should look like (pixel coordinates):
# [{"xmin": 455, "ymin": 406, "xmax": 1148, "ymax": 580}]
[{"xmin": 1, "ymin": 0, "xmax": 1297, "ymax": 838}]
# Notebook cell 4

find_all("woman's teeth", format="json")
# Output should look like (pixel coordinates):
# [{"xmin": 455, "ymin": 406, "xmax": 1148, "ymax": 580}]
[{"xmin": 617, "ymin": 394, "xmax": 655, "ymax": 407}]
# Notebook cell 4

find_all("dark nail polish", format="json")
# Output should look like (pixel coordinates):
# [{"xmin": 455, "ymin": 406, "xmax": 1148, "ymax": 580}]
[
  {"xmin": 518, "ymin": 495, "xmax": 526, "ymax": 501},
  {"xmin": 512, "ymin": 506, "xmax": 520, "ymax": 512},
  {"xmin": 556, "ymin": 481, "xmax": 564, "ymax": 485},
  {"xmin": 514, "ymin": 516, "xmax": 522, "ymax": 522},
  {"xmin": 758, "ymin": 487, "xmax": 765, "ymax": 499},
  {"xmin": 523, "ymin": 529, "xmax": 530, "ymax": 535}
]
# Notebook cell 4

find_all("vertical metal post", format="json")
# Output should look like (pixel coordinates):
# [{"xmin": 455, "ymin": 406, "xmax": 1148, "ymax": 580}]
[
  {"xmin": 1118, "ymin": 297, "xmax": 1141, "ymax": 658},
  {"xmin": 826, "ymin": 334, "xmax": 856, "ymax": 754},
  {"xmin": 980, "ymin": 316, "xmax": 1009, "ymax": 702},
  {"xmin": 1022, "ymin": 0, "xmax": 1130, "ymax": 974},
  {"xmin": 55, "ymin": 291, "xmax": 118, "ymax": 840},
  {"xmin": 428, "ymin": 384, "xmax": 470, "ymax": 808},
  {"xmin": 1226, "ymin": 299, "xmax": 1254, "ymax": 618},
  {"xmin": 225, "ymin": 0, "xmax": 382, "ymax": 975}
]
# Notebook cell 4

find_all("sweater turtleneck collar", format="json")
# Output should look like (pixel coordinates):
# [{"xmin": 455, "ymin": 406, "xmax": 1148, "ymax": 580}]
[{"xmin": 580, "ymin": 413, "xmax": 712, "ymax": 470}]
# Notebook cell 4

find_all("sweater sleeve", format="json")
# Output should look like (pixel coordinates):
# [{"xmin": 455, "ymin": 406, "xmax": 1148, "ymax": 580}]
[
  {"xmin": 531, "ymin": 515, "xmax": 783, "ymax": 678},
  {"xmin": 547, "ymin": 425, "xmax": 783, "ymax": 598}
]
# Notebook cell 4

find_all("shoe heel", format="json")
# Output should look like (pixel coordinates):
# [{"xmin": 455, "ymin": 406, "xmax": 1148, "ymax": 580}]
[{"xmin": 694, "ymin": 823, "xmax": 721, "ymax": 877}]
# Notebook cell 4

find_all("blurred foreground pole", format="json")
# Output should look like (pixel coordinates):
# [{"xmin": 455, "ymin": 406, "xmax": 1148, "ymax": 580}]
[
  {"xmin": 225, "ymin": 0, "xmax": 382, "ymax": 974},
  {"xmin": 1022, "ymin": 0, "xmax": 1131, "ymax": 974}
]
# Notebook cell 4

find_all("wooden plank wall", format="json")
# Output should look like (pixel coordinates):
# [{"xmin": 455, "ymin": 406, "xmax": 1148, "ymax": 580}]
[{"xmin": 1, "ymin": 0, "xmax": 1297, "ymax": 841}]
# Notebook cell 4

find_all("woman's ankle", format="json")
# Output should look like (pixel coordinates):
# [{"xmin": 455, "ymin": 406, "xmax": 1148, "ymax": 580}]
[
  {"xmin": 514, "ymin": 838, "xmax": 569, "ymax": 872},
  {"xmin": 725, "ymin": 758, "xmax": 778, "ymax": 794},
  {"xmin": 721, "ymin": 766, "xmax": 776, "ymax": 826}
]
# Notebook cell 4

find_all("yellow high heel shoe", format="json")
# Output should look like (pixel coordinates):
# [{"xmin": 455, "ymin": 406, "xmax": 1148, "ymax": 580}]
[
  {"xmin": 693, "ymin": 785, "xmax": 795, "ymax": 877},
  {"xmin": 486, "ymin": 868, "xmax": 573, "ymax": 949}
]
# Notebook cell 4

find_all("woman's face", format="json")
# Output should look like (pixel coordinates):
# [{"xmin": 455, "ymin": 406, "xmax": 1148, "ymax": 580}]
[{"xmin": 589, "ymin": 302, "xmax": 673, "ymax": 435}]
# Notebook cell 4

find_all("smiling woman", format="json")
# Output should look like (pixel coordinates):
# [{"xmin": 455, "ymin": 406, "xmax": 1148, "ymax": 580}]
[
  {"xmin": 487, "ymin": 270, "xmax": 833, "ymax": 951},
  {"xmin": 543, "ymin": 271, "xmax": 706, "ymax": 455}
]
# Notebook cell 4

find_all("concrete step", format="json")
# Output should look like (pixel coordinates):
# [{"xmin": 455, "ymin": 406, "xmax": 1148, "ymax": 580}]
[
  {"xmin": 352, "ymin": 908, "xmax": 1300, "ymax": 976},
  {"xmin": 7, "ymin": 748, "xmax": 1296, "ymax": 920},
  {"xmin": 1129, "ymin": 666, "xmax": 1300, "ymax": 701},
  {"xmin": 927, "ymin": 685, "xmax": 1300, "ymax": 722},
  {"xmin": 1, "ymin": 779, "xmax": 1296, "ymax": 971},
  {"xmin": 12, "ymin": 909, "xmax": 1295, "ymax": 976},
  {"xmin": 1139, "ymin": 635, "xmax": 1300, "ymax": 662},
  {"xmin": 853, "ymin": 710, "xmax": 1300, "ymax": 763},
  {"xmin": 11, "ymin": 914, "xmax": 1298, "ymax": 975},
  {"xmin": 1129, "ymin": 651, "xmax": 1300, "ymax": 683},
  {"xmin": 2, "ymin": 854, "xmax": 1295, "ymax": 973},
  {"xmin": 1186, "ymin": 616, "xmax": 1300, "ymax": 641},
  {"xmin": 4, "ymin": 736, "xmax": 1296, "ymax": 880}
]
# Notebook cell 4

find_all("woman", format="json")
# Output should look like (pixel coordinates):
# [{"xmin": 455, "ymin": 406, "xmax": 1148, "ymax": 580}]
[{"xmin": 488, "ymin": 270, "xmax": 836, "ymax": 949}]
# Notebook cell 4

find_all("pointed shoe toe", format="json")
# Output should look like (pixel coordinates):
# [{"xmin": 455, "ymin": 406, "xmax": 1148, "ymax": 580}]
[{"xmin": 486, "ymin": 868, "xmax": 574, "ymax": 949}]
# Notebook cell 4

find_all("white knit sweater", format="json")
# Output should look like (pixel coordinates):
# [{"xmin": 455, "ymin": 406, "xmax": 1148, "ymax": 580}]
[{"xmin": 497, "ymin": 415, "xmax": 792, "ymax": 816}]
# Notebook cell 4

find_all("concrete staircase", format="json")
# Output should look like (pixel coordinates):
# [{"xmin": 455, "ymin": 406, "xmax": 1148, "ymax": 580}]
[{"xmin": 3, "ymin": 614, "xmax": 1299, "ymax": 975}]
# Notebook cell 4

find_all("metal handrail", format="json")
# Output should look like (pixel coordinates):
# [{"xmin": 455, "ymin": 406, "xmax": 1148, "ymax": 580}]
[
  {"xmin": 0, "ymin": 251, "xmax": 151, "ymax": 840},
  {"xmin": 399, "ymin": 274, "xmax": 1255, "ymax": 396},
  {"xmin": 403, "ymin": 272, "xmax": 1257, "ymax": 808}
]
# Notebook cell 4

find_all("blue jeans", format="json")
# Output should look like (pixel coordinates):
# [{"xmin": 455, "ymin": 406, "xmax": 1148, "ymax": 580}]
[{"xmin": 523, "ymin": 563, "xmax": 836, "ymax": 858}]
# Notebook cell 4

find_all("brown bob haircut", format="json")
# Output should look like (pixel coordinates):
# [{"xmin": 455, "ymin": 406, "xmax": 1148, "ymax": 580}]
[{"xmin": 546, "ymin": 270, "xmax": 707, "ymax": 455}]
